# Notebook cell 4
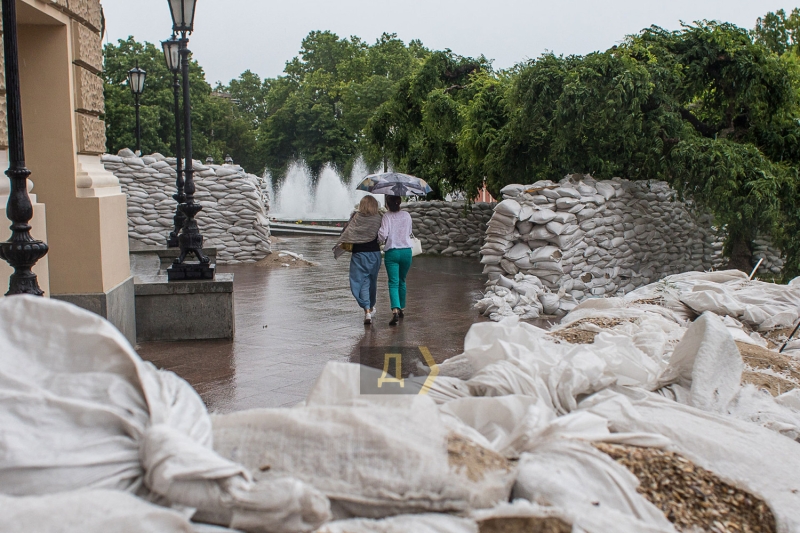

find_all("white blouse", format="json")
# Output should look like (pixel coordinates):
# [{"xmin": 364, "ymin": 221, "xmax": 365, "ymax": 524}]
[{"xmin": 378, "ymin": 211, "xmax": 414, "ymax": 251}]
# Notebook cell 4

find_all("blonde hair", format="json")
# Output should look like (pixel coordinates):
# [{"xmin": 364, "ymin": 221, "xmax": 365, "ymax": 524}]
[{"xmin": 358, "ymin": 195, "xmax": 379, "ymax": 216}]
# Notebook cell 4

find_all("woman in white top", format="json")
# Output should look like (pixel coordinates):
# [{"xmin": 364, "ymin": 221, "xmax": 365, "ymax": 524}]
[{"xmin": 378, "ymin": 195, "xmax": 414, "ymax": 326}]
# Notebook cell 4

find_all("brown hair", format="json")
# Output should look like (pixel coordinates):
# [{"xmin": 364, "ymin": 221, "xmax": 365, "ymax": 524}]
[
  {"xmin": 358, "ymin": 195, "xmax": 380, "ymax": 216},
  {"xmin": 386, "ymin": 195, "xmax": 402, "ymax": 212}
]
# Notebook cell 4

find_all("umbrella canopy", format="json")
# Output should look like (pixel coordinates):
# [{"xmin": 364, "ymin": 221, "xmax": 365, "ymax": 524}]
[{"xmin": 356, "ymin": 172, "xmax": 433, "ymax": 197}]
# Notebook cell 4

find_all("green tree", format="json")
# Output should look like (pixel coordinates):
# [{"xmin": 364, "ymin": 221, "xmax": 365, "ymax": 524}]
[
  {"xmin": 103, "ymin": 37, "xmax": 258, "ymax": 172},
  {"xmin": 365, "ymin": 50, "xmax": 489, "ymax": 198},
  {"xmin": 243, "ymin": 31, "xmax": 428, "ymax": 178},
  {"xmin": 753, "ymin": 8, "xmax": 800, "ymax": 55},
  {"xmin": 463, "ymin": 21, "xmax": 800, "ymax": 276}
]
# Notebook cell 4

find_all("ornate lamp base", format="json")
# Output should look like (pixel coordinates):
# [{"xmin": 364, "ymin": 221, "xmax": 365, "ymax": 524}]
[
  {"xmin": 167, "ymin": 261, "xmax": 215, "ymax": 281},
  {"xmin": 0, "ymin": 234, "xmax": 48, "ymax": 296}
]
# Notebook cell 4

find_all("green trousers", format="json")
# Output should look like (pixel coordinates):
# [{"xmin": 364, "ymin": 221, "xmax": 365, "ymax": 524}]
[{"xmin": 384, "ymin": 247, "xmax": 412, "ymax": 310}]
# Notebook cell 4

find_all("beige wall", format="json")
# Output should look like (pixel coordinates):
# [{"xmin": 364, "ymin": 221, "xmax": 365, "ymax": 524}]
[{"xmin": 0, "ymin": 0, "xmax": 131, "ymax": 297}]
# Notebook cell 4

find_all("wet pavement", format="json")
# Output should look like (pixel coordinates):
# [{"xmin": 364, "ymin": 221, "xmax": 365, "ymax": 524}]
[{"xmin": 136, "ymin": 236, "xmax": 489, "ymax": 413}]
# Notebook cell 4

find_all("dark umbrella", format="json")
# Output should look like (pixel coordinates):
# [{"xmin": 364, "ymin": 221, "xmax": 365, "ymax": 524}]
[{"xmin": 356, "ymin": 172, "xmax": 433, "ymax": 197}]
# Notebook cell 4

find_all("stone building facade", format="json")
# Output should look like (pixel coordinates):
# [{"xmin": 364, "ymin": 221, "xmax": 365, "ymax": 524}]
[{"xmin": 0, "ymin": 0, "xmax": 134, "ymax": 342}]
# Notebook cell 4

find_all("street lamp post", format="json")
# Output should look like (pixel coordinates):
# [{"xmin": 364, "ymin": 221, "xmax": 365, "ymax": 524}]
[
  {"xmin": 161, "ymin": 36, "xmax": 185, "ymax": 248},
  {"xmin": 127, "ymin": 63, "xmax": 147, "ymax": 155},
  {"xmin": 0, "ymin": 0, "xmax": 49, "ymax": 295},
  {"xmin": 166, "ymin": 0, "xmax": 214, "ymax": 280}
]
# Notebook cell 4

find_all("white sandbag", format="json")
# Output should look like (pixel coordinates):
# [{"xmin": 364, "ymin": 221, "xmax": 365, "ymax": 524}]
[
  {"xmin": 658, "ymin": 312, "xmax": 742, "ymax": 413},
  {"xmin": 0, "ymin": 296, "xmax": 330, "ymax": 533},
  {"xmin": 530, "ymin": 225, "xmax": 556, "ymax": 240},
  {"xmin": 539, "ymin": 293, "xmax": 560, "ymax": 314},
  {"xmin": 513, "ymin": 256, "xmax": 533, "ymax": 269},
  {"xmin": 595, "ymin": 182, "xmax": 615, "ymax": 200},
  {"xmin": 515, "ymin": 220, "xmax": 534, "ymax": 234},
  {"xmin": 530, "ymin": 245, "xmax": 563, "ymax": 262},
  {"xmin": 679, "ymin": 284, "xmax": 746, "ymax": 320},
  {"xmin": 494, "ymin": 199, "xmax": 522, "ymax": 218},
  {"xmin": 506, "ymin": 242, "xmax": 532, "ymax": 261},
  {"xmin": 726, "ymin": 386, "xmax": 800, "ymax": 442},
  {"xmin": 461, "ymin": 317, "xmax": 678, "ymax": 414},
  {"xmin": 777, "ymin": 389, "xmax": 800, "ymax": 411},
  {"xmin": 513, "ymin": 440, "xmax": 677, "ymax": 532},
  {"xmin": 500, "ymin": 184, "xmax": 525, "ymax": 197},
  {"xmin": 518, "ymin": 206, "xmax": 535, "ymax": 222},
  {"xmin": 529, "ymin": 209, "xmax": 557, "ymax": 224},
  {"xmin": 316, "ymin": 514, "xmax": 477, "ymax": 533},
  {"xmin": 545, "ymin": 220, "xmax": 565, "ymax": 235},
  {"xmin": 552, "ymin": 212, "xmax": 577, "ymax": 224},
  {"xmin": 488, "ymin": 212, "xmax": 517, "ymax": 227},
  {"xmin": 0, "ymin": 490, "xmax": 201, "ymax": 533},
  {"xmin": 439, "ymin": 396, "xmax": 666, "ymax": 459},
  {"xmin": 581, "ymin": 388, "xmax": 800, "ymax": 533},
  {"xmin": 532, "ymin": 261, "xmax": 563, "ymax": 273},
  {"xmin": 212, "ymin": 365, "xmax": 516, "ymax": 518},
  {"xmin": 551, "ymin": 230, "xmax": 585, "ymax": 249}
]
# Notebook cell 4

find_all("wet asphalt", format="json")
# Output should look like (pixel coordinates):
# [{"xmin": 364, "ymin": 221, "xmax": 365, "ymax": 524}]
[{"xmin": 136, "ymin": 236, "xmax": 490, "ymax": 413}]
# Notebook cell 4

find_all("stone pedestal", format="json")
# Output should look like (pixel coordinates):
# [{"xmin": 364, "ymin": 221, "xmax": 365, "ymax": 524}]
[
  {"xmin": 128, "ymin": 241, "xmax": 217, "ymax": 271},
  {"xmin": 166, "ymin": 261, "xmax": 216, "ymax": 281},
  {"xmin": 134, "ymin": 273, "xmax": 234, "ymax": 342},
  {"xmin": 53, "ymin": 276, "xmax": 136, "ymax": 345}
]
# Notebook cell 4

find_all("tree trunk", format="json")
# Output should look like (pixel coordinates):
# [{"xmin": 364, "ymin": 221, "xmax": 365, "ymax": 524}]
[{"xmin": 726, "ymin": 235, "xmax": 753, "ymax": 273}]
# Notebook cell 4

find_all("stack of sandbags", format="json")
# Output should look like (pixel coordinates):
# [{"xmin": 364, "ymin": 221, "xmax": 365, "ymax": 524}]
[
  {"xmin": 752, "ymin": 235, "xmax": 785, "ymax": 276},
  {"xmin": 0, "ymin": 296, "xmax": 330, "ymax": 533},
  {"xmin": 477, "ymin": 174, "xmax": 726, "ymax": 319},
  {"xmin": 405, "ymin": 201, "xmax": 494, "ymax": 257},
  {"xmin": 102, "ymin": 149, "xmax": 271, "ymax": 264}
]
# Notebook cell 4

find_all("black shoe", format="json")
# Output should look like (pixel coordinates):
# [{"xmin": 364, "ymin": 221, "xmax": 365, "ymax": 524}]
[
  {"xmin": 389, "ymin": 312, "xmax": 399, "ymax": 326},
  {"xmin": 398, "ymin": 309, "xmax": 405, "ymax": 319}
]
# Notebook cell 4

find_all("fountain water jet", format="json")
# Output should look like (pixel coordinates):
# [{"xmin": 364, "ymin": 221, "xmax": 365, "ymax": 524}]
[{"xmin": 270, "ymin": 158, "xmax": 383, "ymax": 220}]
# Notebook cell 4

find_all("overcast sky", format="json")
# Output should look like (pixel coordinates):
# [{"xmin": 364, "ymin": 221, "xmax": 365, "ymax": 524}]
[{"xmin": 103, "ymin": 0, "xmax": 785, "ymax": 85}]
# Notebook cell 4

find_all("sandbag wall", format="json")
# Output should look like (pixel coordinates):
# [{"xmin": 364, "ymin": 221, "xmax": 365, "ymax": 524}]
[
  {"xmin": 479, "ymin": 176, "xmax": 728, "ymax": 318},
  {"xmin": 404, "ymin": 200, "xmax": 494, "ymax": 257},
  {"xmin": 102, "ymin": 149, "xmax": 272, "ymax": 264},
  {"xmin": 753, "ymin": 236, "xmax": 785, "ymax": 275}
]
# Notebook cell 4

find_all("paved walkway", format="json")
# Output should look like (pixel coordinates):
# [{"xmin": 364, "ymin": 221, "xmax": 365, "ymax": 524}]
[{"xmin": 136, "ymin": 236, "xmax": 489, "ymax": 413}]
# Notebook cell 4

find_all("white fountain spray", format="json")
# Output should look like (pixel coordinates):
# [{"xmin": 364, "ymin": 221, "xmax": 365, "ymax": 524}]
[{"xmin": 270, "ymin": 157, "xmax": 384, "ymax": 220}]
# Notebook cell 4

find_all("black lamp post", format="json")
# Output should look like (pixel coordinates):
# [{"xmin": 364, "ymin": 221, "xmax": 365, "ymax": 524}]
[
  {"xmin": 127, "ymin": 63, "xmax": 147, "ymax": 154},
  {"xmin": 0, "ymin": 0, "xmax": 49, "ymax": 295},
  {"xmin": 161, "ymin": 35, "xmax": 184, "ymax": 248},
  {"xmin": 166, "ymin": 0, "xmax": 214, "ymax": 280}
]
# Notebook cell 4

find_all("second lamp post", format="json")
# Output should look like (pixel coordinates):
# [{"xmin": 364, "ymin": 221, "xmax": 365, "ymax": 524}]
[
  {"xmin": 165, "ymin": 0, "xmax": 214, "ymax": 280},
  {"xmin": 161, "ymin": 35, "xmax": 185, "ymax": 249},
  {"xmin": 127, "ymin": 63, "xmax": 147, "ymax": 155}
]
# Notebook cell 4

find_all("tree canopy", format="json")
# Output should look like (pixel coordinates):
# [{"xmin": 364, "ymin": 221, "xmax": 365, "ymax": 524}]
[
  {"xmin": 103, "ymin": 11, "xmax": 800, "ymax": 277},
  {"xmin": 103, "ymin": 37, "xmax": 255, "ymax": 167}
]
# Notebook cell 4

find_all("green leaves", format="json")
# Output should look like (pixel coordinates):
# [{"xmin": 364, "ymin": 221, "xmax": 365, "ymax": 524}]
[
  {"xmin": 454, "ymin": 18, "xmax": 800, "ymax": 277},
  {"xmin": 103, "ymin": 17, "xmax": 800, "ymax": 277},
  {"xmin": 254, "ymin": 31, "xmax": 429, "ymax": 178},
  {"xmin": 103, "ymin": 37, "xmax": 257, "ymax": 171}
]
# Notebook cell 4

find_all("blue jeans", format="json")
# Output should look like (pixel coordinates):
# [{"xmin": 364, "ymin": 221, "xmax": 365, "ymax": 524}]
[{"xmin": 349, "ymin": 251, "xmax": 382, "ymax": 310}]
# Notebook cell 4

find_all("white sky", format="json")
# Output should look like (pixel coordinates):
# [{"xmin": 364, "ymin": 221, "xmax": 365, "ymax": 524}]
[{"xmin": 102, "ymin": 0, "xmax": 786, "ymax": 85}]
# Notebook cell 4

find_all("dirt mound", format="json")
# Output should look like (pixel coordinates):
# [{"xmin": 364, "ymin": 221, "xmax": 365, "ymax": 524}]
[
  {"xmin": 595, "ymin": 442, "xmax": 776, "ymax": 533},
  {"xmin": 447, "ymin": 433, "xmax": 510, "ymax": 482},
  {"xmin": 549, "ymin": 317, "xmax": 631, "ymax": 345},
  {"xmin": 477, "ymin": 516, "xmax": 571, "ymax": 533},
  {"xmin": 736, "ymin": 341, "xmax": 800, "ymax": 395}
]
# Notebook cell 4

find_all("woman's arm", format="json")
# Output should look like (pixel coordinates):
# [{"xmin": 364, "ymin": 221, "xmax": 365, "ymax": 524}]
[{"xmin": 378, "ymin": 214, "xmax": 390, "ymax": 244}]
